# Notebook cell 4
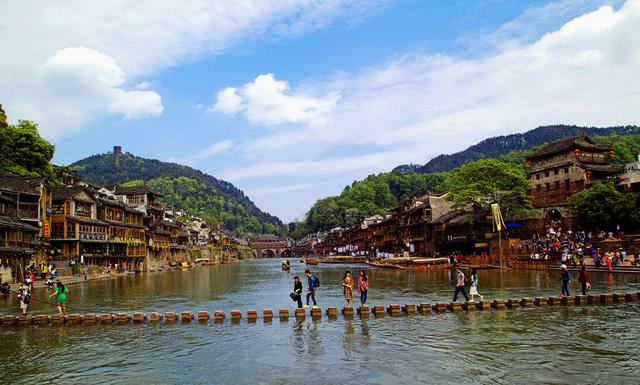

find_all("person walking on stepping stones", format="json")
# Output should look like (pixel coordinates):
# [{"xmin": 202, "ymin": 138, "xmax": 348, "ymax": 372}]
[
  {"xmin": 304, "ymin": 270, "xmax": 318, "ymax": 308},
  {"xmin": 469, "ymin": 268, "xmax": 483, "ymax": 301},
  {"xmin": 578, "ymin": 265, "xmax": 591, "ymax": 295},
  {"xmin": 342, "ymin": 271, "xmax": 354, "ymax": 307},
  {"xmin": 50, "ymin": 281, "xmax": 69, "ymax": 315},
  {"xmin": 560, "ymin": 264, "xmax": 571, "ymax": 296},
  {"xmin": 292, "ymin": 276, "xmax": 303, "ymax": 308},
  {"xmin": 357, "ymin": 270, "xmax": 369, "ymax": 305},
  {"xmin": 453, "ymin": 268, "xmax": 469, "ymax": 302}
]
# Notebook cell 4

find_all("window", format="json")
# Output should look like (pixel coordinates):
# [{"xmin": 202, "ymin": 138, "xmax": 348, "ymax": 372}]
[
  {"xmin": 545, "ymin": 183, "xmax": 550, "ymax": 191},
  {"xmin": 545, "ymin": 171, "xmax": 549, "ymax": 177},
  {"xmin": 555, "ymin": 181, "xmax": 560, "ymax": 189},
  {"xmin": 536, "ymin": 184, "xmax": 541, "ymax": 191},
  {"xmin": 554, "ymin": 169, "xmax": 559, "ymax": 175},
  {"xmin": 564, "ymin": 167, "xmax": 569, "ymax": 174},
  {"xmin": 565, "ymin": 179, "xmax": 570, "ymax": 189},
  {"xmin": 536, "ymin": 173, "xmax": 540, "ymax": 180}
]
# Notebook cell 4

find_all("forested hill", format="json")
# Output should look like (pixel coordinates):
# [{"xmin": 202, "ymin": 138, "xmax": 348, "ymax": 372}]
[
  {"xmin": 71, "ymin": 152, "xmax": 284, "ymax": 235},
  {"xmin": 394, "ymin": 125, "xmax": 640, "ymax": 173}
]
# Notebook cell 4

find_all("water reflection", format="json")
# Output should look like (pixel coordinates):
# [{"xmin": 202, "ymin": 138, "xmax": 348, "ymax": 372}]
[{"xmin": 1, "ymin": 260, "xmax": 640, "ymax": 384}]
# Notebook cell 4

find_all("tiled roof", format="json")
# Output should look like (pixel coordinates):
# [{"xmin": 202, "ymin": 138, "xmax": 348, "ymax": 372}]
[
  {"xmin": 51, "ymin": 185, "xmax": 94, "ymax": 201},
  {"xmin": 0, "ymin": 171, "xmax": 45, "ymax": 195},
  {"xmin": 526, "ymin": 135, "xmax": 610, "ymax": 160},
  {"xmin": 0, "ymin": 215, "xmax": 40, "ymax": 232}
]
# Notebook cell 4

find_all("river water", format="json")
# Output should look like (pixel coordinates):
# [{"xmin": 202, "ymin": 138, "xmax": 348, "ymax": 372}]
[{"xmin": 1, "ymin": 260, "xmax": 640, "ymax": 384}]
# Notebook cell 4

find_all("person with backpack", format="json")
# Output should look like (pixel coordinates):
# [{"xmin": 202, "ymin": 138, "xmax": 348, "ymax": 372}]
[
  {"xmin": 453, "ymin": 268, "xmax": 469, "ymax": 302},
  {"xmin": 17, "ymin": 282, "xmax": 31, "ymax": 315},
  {"xmin": 357, "ymin": 270, "xmax": 369, "ymax": 305},
  {"xmin": 304, "ymin": 270, "xmax": 318, "ymax": 308}
]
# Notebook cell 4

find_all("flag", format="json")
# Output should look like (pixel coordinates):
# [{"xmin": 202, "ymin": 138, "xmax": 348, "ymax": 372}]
[{"xmin": 491, "ymin": 203, "xmax": 506, "ymax": 232}]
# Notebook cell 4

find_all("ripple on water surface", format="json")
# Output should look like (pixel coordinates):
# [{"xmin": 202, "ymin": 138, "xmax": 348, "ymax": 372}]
[{"xmin": 1, "ymin": 260, "xmax": 640, "ymax": 384}]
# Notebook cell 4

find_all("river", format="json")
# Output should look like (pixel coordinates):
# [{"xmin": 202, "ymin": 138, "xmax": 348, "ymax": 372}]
[{"xmin": 1, "ymin": 260, "xmax": 640, "ymax": 384}]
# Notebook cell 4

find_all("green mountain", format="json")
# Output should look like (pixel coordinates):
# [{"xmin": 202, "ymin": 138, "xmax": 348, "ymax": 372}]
[
  {"xmin": 394, "ymin": 125, "xmax": 640, "ymax": 173},
  {"xmin": 71, "ymin": 152, "xmax": 284, "ymax": 235}
]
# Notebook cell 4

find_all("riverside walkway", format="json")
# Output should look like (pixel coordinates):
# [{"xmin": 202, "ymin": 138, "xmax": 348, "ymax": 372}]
[{"xmin": 2, "ymin": 292, "xmax": 639, "ymax": 327}]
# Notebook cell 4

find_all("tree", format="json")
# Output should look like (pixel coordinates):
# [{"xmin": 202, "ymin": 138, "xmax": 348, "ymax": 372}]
[
  {"xmin": 447, "ymin": 159, "xmax": 536, "ymax": 218},
  {"xmin": 0, "ymin": 118, "xmax": 56, "ymax": 180},
  {"xmin": 567, "ymin": 183, "xmax": 640, "ymax": 232}
]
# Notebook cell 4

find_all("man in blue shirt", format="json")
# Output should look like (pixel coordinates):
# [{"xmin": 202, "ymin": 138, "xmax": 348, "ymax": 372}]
[{"xmin": 304, "ymin": 269, "xmax": 318, "ymax": 308}]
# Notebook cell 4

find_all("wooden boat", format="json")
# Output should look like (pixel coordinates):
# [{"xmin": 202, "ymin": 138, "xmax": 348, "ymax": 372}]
[
  {"xmin": 305, "ymin": 258, "xmax": 319, "ymax": 265},
  {"xmin": 195, "ymin": 258, "xmax": 216, "ymax": 266},
  {"xmin": 412, "ymin": 257, "xmax": 451, "ymax": 269}
]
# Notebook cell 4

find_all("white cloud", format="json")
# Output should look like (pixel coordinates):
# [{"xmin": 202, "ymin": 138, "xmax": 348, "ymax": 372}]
[
  {"xmin": 168, "ymin": 139, "xmax": 234, "ymax": 165},
  {"xmin": 221, "ymin": 1, "xmax": 640, "ymax": 180},
  {"xmin": 211, "ymin": 87, "xmax": 244, "ymax": 114},
  {"xmin": 4, "ymin": 47, "xmax": 163, "ymax": 138},
  {"xmin": 0, "ymin": 0, "xmax": 384, "ymax": 139},
  {"xmin": 211, "ymin": 73, "xmax": 341, "ymax": 126}
]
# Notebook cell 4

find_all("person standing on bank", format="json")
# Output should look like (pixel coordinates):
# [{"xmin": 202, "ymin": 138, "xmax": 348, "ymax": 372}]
[
  {"xmin": 50, "ymin": 281, "xmax": 69, "ymax": 315},
  {"xmin": 292, "ymin": 276, "xmax": 303, "ymax": 309},
  {"xmin": 560, "ymin": 264, "xmax": 571, "ymax": 296},
  {"xmin": 357, "ymin": 270, "xmax": 369, "ymax": 305},
  {"xmin": 342, "ymin": 271, "xmax": 355, "ymax": 307},
  {"xmin": 453, "ymin": 268, "xmax": 469, "ymax": 302},
  {"xmin": 469, "ymin": 268, "xmax": 483, "ymax": 301},
  {"xmin": 304, "ymin": 270, "xmax": 318, "ymax": 308},
  {"xmin": 578, "ymin": 265, "xmax": 590, "ymax": 295}
]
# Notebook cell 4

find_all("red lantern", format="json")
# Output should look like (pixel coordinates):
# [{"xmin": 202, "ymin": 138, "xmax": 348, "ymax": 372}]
[
  {"xmin": 574, "ymin": 149, "xmax": 581, "ymax": 158},
  {"xmin": 586, "ymin": 170, "xmax": 592, "ymax": 178},
  {"xmin": 608, "ymin": 150, "xmax": 615, "ymax": 159},
  {"xmin": 526, "ymin": 161, "xmax": 532, "ymax": 169}
]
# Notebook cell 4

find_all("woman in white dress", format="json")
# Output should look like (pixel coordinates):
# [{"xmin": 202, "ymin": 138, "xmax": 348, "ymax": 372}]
[{"xmin": 469, "ymin": 268, "xmax": 483, "ymax": 301}]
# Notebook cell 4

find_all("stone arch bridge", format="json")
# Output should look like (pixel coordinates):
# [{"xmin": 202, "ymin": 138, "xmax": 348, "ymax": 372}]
[{"xmin": 249, "ymin": 235, "xmax": 292, "ymax": 259}]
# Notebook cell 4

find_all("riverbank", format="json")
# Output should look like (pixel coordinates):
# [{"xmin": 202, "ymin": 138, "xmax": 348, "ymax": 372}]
[{"xmin": 8, "ymin": 272, "xmax": 130, "ymax": 290}]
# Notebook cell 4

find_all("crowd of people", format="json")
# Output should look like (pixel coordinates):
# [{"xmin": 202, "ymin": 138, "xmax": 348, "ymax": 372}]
[
  {"xmin": 524, "ymin": 221, "xmax": 639, "ymax": 269},
  {"xmin": 290, "ymin": 269, "xmax": 369, "ymax": 309}
]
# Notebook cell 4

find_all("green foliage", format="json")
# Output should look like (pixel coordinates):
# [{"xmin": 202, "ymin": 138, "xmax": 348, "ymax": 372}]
[
  {"xmin": 119, "ymin": 179, "xmax": 145, "ymax": 187},
  {"xmin": 567, "ymin": 183, "xmax": 640, "ymax": 231},
  {"xmin": 304, "ymin": 172, "xmax": 450, "ymax": 232},
  {"xmin": 0, "ymin": 119, "xmax": 57, "ymax": 181},
  {"xmin": 145, "ymin": 176, "xmax": 283, "ymax": 236},
  {"xmin": 593, "ymin": 134, "xmax": 640, "ymax": 167},
  {"xmin": 447, "ymin": 159, "xmax": 537, "ymax": 219},
  {"xmin": 72, "ymin": 152, "xmax": 285, "ymax": 235}
]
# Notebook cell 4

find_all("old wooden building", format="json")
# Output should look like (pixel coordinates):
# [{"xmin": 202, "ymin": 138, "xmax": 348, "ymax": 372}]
[
  {"xmin": 525, "ymin": 135, "xmax": 623, "ymax": 208},
  {"xmin": 0, "ymin": 171, "xmax": 49, "ymax": 282}
]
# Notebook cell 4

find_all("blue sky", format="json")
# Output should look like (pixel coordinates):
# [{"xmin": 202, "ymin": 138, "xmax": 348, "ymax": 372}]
[{"xmin": 1, "ymin": 0, "xmax": 638, "ymax": 222}]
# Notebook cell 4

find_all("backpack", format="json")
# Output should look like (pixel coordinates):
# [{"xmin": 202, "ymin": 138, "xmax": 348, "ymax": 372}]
[
  {"xmin": 463, "ymin": 274, "xmax": 469, "ymax": 286},
  {"xmin": 314, "ymin": 275, "xmax": 320, "ymax": 288}
]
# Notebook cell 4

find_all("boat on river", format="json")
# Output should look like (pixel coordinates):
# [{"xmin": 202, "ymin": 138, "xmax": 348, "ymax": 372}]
[
  {"xmin": 281, "ymin": 260, "xmax": 291, "ymax": 270},
  {"xmin": 304, "ymin": 258, "xmax": 319, "ymax": 265},
  {"xmin": 368, "ymin": 256, "xmax": 452, "ymax": 269},
  {"xmin": 318, "ymin": 256, "xmax": 368, "ymax": 264}
]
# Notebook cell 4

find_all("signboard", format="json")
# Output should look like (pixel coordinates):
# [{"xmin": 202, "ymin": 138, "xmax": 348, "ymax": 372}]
[
  {"xmin": 474, "ymin": 242, "xmax": 488, "ymax": 248},
  {"xmin": 43, "ymin": 221, "xmax": 50, "ymax": 238}
]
